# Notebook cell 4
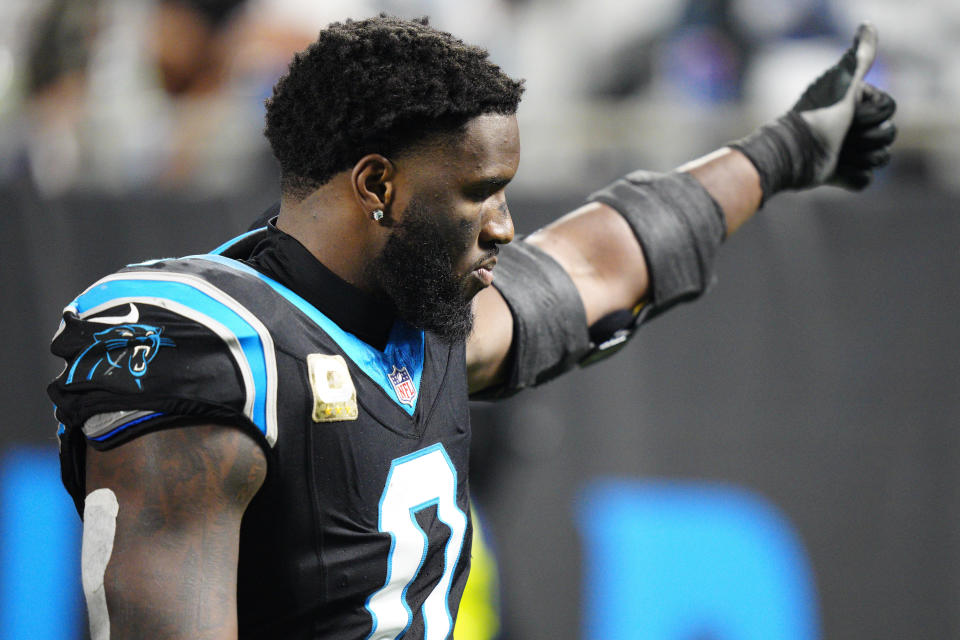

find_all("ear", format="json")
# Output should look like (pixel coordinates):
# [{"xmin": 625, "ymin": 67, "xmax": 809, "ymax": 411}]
[{"xmin": 351, "ymin": 154, "xmax": 395, "ymax": 219}]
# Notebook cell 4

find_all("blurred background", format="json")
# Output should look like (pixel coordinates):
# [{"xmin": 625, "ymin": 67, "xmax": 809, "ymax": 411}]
[{"xmin": 1, "ymin": 0, "xmax": 958, "ymax": 638}]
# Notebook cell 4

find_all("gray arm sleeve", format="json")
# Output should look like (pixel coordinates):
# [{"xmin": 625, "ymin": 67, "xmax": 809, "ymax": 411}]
[
  {"xmin": 588, "ymin": 170, "xmax": 726, "ymax": 321},
  {"xmin": 470, "ymin": 240, "xmax": 591, "ymax": 400}
]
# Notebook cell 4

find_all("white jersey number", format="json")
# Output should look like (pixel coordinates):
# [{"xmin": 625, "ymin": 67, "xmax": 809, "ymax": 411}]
[{"xmin": 365, "ymin": 443, "xmax": 468, "ymax": 640}]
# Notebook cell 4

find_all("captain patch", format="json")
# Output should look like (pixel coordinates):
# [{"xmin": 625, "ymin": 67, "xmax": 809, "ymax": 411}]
[{"xmin": 308, "ymin": 354, "xmax": 358, "ymax": 422}]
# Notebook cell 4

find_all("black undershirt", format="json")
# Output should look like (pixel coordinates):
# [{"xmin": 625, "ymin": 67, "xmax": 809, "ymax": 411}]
[{"xmin": 243, "ymin": 222, "xmax": 397, "ymax": 351}]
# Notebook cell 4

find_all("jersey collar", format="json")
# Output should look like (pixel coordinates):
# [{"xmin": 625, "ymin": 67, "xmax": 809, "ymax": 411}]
[{"xmin": 240, "ymin": 223, "xmax": 397, "ymax": 351}]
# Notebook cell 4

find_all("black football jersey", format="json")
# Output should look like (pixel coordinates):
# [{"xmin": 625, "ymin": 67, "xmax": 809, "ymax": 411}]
[{"xmin": 49, "ymin": 228, "xmax": 473, "ymax": 639}]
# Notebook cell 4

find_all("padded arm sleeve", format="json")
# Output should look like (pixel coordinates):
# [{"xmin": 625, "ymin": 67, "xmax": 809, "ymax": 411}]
[
  {"xmin": 471, "ymin": 240, "xmax": 592, "ymax": 399},
  {"xmin": 588, "ymin": 170, "xmax": 726, "ymax": 320}
]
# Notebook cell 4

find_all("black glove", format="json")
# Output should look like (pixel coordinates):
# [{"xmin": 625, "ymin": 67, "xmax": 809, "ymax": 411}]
[{"xmin": 730, "ymin": 23, "xmax": 897, "ymax": 202}]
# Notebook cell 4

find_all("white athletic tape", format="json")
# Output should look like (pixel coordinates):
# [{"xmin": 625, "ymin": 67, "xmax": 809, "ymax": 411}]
[{"xmin": 82, "ymin": 488, "xmax": 119, "ymax": 640}]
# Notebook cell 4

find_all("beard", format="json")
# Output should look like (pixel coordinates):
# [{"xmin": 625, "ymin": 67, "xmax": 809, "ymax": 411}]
[{"xmin": 365, "ymin": 197, "xmax": 477, "ymax": 343}]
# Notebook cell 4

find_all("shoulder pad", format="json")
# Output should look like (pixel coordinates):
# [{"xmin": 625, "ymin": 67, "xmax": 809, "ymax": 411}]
[{"xmin": 48, "ymin": 260, "xmax": 279, "ymax": 448}]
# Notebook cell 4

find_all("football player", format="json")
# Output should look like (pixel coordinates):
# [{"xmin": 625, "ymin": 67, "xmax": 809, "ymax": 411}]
[{"xmin": 49, "ymin": 15, "xmax": 895, "ymax": 640}]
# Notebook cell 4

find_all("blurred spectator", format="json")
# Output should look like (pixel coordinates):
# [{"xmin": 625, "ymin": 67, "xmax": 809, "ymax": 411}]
[
  {"xmin": 0, "ymin": 0, "xmax": 958, "ymax": 196},
  {"xmin": 147, "ymin": 0, "xmax": 249, "ymax": 186},
  {"xmin": 657, "ymin": 0, "xmax": 752, "ymax": 103},
  {"xmin": 16, "ymin": 0, "xmax": 102, "ymax": 195},
  {"xmin": 2, "ymin": 0, "xmax": 382, "ymax": 195},
  {"xmin": 587, "ymin": 0, "xmax": 750, "ymax": 103}
]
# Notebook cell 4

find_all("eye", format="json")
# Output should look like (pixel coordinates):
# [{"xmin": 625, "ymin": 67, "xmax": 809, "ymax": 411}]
[
  {"xmin": 119, "ymin": 331, "xmax": 134, "ymax": 337},
  {"xmin": 145, "ymin": 331, "xmax": 155, "ymax": 336},
  {"xmin": 464, "ymin": 186, "xmax": 491, "ymax": 202},
  {"xmin": 464, "ymin": 179, "xmax": 509, "ymax": 203}
]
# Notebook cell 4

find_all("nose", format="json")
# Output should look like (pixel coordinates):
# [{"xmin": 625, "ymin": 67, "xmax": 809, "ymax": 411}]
[{"xmin": 480, "ymin": 198, "xmax": 514, "ymax": 246}]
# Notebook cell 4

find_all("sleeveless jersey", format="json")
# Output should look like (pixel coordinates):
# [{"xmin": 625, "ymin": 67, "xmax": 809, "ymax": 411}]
[{"xmin": 49, "ymin": 232, "xmax": 474, "ymax": 639}]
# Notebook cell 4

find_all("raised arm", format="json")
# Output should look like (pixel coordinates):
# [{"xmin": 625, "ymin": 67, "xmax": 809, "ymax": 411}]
[
  {"xmin": 524, "ymin": 147, "xmax": 765, "ymax": 328},
  {"xmin": 466, "ymin": 147, "xmax": 761, "ymax": 391},
  {"xmin": 468, "ymin": 23, "xmax": 895, "ymax": 395},
  {"xmin": 82, "ymin": 424, "xmax": 266, "ymax": 640}
]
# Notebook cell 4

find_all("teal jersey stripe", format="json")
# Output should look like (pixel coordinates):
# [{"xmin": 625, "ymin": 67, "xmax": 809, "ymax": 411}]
[{"xmin": 195, "ymin": 254, "xmax": 424, "ymax": 415}]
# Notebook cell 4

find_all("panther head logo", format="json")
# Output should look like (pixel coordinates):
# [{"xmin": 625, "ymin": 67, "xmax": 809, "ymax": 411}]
[{"xmin": 67, "ymin": 323, "xmax": 175, "ymax": 390}]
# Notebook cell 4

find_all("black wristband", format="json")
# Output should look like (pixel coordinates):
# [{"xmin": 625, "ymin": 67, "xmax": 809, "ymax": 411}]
[{"xmin": 728, "ymin": 111, "xmax": 824, "ymax": 204}]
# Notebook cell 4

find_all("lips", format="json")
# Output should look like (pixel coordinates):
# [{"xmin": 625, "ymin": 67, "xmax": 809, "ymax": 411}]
[{"xmin": 472, "ymin": 256, "xmax": 498, "ymax": 287}]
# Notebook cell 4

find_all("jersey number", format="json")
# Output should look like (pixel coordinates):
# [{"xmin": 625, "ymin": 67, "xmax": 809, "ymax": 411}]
[{"xmin": 365, "ymin": 444, "xmax": 467, "ymax": 640}]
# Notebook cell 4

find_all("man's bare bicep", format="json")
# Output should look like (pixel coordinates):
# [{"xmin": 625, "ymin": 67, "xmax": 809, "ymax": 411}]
[
  {"xmin": 85, "ymin": 424, "xmax": 266, "ymax": 640},
  {"xmin": 467, "ymin": 285, "xmax": 515, "ymax": 393}
]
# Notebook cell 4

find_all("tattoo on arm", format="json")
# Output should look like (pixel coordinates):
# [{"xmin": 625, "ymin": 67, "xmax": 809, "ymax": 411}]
[{"xmin": 85, "ymin": 425, "xmax": 267, "ymax": 640}]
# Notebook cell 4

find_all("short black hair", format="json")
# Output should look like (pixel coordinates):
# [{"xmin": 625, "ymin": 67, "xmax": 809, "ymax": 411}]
[{"xmin": 264, "ymin": 15, "xmax": 525, "ymax": 199}]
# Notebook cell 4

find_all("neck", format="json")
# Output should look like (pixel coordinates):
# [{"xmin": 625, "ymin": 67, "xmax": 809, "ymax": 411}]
[{"xmin": 275, "ymin": 183, "xmax": 378, "ymax": 292}]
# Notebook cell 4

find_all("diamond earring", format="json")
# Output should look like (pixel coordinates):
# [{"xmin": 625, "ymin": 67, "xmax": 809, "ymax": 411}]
[{"xmin": 372, "ymin": 209, "xmax": 384, "ymax": 222}]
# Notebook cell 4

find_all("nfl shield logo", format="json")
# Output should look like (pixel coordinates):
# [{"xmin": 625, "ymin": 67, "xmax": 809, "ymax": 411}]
[{"xmin": 387, "ymin": 365, "xmax": 417, "ymax": 407}]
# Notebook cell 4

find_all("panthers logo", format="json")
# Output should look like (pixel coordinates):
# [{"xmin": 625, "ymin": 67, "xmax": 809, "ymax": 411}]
[{"xmin": 67, "ymin": 323, "xmax": 175, "ymax": 390}]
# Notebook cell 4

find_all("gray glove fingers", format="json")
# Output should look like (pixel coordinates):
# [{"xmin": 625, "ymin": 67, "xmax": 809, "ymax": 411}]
[
  {"xmin": 838, "ymin": 140, "xmax": 891, "ymax": 168},
  {"xmin": 858, "ymin": 148, "xmax": 892, "ymax": 169},
  {"xmin": 832, "ymin": 167, "xmax": 874, "ymax": 191},
  {"xmin": 832, "ymin": 148, "xmax": 890, "ymax": 190},
  {"xmin": 852, "ymin": 84, "xmax": 897, "ymax": 128},
  {"xmin": 843, "ymin": 121, "xmax": 897, "ymax": 153}
]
